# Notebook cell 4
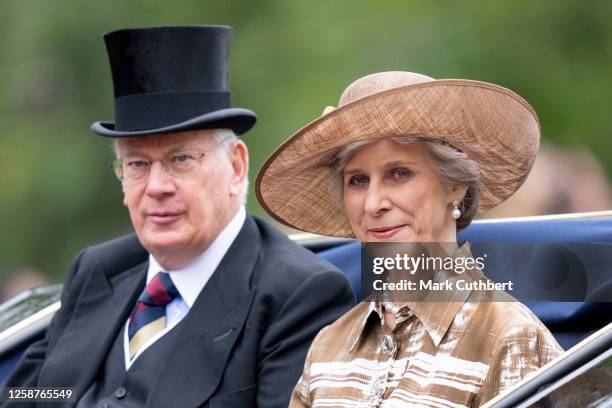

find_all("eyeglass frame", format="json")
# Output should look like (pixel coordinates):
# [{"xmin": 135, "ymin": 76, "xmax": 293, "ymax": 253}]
[{"xmin": 110, "ymin": 136, "xmax": 232, "ymax": 184}]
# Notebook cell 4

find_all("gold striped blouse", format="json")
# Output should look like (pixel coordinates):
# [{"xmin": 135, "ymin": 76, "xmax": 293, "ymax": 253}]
[{"xmin": 289, "ymin": 245, "xmax": 563, "ymax": 408}]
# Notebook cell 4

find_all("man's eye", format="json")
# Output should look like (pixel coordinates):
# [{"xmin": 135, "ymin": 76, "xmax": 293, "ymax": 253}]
[
  {"xmin": 127, "ymin": 160, "xmax": 149, "ymax": 169},
  {"xmin": 390, "ymin": 168, "xmax": 412, "ymax": 181},
  {"xmin": 347, "ymin": 174, "xmax": 368, "ymax": 187},
  {"xmin": 172, "ymin": 154, "xmax": 194, "ymax": 163}
]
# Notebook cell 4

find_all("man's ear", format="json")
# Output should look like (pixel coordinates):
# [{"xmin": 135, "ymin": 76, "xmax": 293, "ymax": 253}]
[{"xmin": 228, "ymin": 141, "xmax": 248, "ymax": 197}]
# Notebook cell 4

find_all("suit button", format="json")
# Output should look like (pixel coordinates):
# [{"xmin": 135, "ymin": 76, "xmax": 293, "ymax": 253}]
[{"xmin": 114, "ymin": 387, "xmax": 127, "ymax": 399}]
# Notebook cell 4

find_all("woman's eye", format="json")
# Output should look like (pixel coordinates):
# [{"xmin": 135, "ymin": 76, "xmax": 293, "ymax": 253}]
[
  {"xmin": 347, "ymin": 174, "xmax": 368, "ymax": 187},
  {"xmin": 390, "ymin": 168, "xmax": 412, "ymax": 181}
]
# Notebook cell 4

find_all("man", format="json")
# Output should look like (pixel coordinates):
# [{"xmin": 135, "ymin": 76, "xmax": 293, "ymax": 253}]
[{"xmin": 3, "ymin": 26, "xmax": 355, "ymax": 407}]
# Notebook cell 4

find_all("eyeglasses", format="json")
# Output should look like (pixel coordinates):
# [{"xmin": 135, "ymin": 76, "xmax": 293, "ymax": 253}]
[{"xmin": 111, "ymin": 138, "xmax": 230, "ymax": 184}]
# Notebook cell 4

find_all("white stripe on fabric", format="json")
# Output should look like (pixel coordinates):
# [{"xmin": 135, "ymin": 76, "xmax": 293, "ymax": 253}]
[
  {"xmin": 387, "ymin": 388, "xmax": 470, "ymax": 408},
  {"xmin": 410, "ymin": 352, "xmax": 489, "ymax": 378},
  {"xmin": 312, "ymin": 398, "xmax": 371, "ymax": 408}
]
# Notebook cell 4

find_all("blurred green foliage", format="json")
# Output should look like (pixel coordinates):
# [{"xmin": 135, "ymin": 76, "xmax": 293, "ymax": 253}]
[{"xmin": 1, "ymin": 0, "xmax": 611, "ymax": 281}]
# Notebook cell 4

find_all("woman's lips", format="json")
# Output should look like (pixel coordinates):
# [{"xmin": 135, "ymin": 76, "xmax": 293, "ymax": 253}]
[{"xmin": 368, "ymin": 225, "xmax": 406, "ymax": 240}]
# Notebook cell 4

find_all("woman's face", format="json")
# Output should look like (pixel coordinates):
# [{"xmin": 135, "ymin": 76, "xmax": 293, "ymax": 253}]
[{"xmin": 342, "ymin": 138, "xmax": 465, "ymax": 243}]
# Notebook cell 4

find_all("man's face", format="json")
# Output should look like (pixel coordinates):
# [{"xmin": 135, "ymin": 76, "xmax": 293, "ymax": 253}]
[{"xmin": 115, "ymin": 130, "xmax": 248, "ymax": 270}]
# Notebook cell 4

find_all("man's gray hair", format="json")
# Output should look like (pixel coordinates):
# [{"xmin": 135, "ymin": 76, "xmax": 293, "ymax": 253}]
[
  {"xmin": 334, "ymin": 135, "xmax": 481, "ymax": 229},
  {"xmin": 212, "ymin": 129, "xmax": 249, "ymax": 205}
]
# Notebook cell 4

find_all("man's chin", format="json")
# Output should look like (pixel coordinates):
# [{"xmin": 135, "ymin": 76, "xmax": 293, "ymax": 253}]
[{"xmin": 138, "ymin": 232, "xmax": 188, "ymax": 255}]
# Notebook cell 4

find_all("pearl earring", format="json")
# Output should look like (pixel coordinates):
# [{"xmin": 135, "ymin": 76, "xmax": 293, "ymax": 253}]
[{"xmin": 452, "ymin": 201, "xmax": 461, "ymax": 220}]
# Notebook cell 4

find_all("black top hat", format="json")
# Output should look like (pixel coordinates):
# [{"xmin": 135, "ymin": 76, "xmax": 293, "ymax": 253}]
[{"xmin": 91, "ymin": 25, "xmax": 256, "ymax": 137}]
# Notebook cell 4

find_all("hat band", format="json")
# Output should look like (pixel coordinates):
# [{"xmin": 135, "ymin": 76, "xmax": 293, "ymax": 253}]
[{"xmin": 114, "ymin": 91, "xmax": 231, "ymax": 131}]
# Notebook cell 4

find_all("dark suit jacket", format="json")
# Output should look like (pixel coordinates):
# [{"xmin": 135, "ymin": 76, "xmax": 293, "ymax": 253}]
[{"xmin": 4, "ymin": 215, "xmax": 356, "ymax": 407}]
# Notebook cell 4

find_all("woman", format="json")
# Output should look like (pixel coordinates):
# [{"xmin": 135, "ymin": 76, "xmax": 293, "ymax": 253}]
[{"xmin": 256, "ymin": 71, "xmax": 563, "ymax": 407}]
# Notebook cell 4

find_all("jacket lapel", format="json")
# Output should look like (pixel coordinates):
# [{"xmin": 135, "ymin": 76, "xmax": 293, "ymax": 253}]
[
  {"xmin": 147, "ymin": 215, "xmax": 261, "ymax": 408},
  {"xmin": 38, "ymin": 259, "xmax": 147, "ymax": 402}
]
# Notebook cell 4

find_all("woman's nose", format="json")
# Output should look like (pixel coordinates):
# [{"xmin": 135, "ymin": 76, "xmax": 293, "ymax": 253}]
[{"xmin": 364, "ymin": 183, "xmax": 392, "ymax": 216}]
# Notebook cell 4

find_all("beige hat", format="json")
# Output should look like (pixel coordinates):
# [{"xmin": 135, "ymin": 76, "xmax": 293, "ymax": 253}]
[{"xmin": 256, "ymin": 71, "xmax": 540, "ymax": 237}]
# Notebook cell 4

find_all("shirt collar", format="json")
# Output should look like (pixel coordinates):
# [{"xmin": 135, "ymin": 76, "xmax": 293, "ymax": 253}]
[
  {"xmin": 147, "ymin": 206, "xmax": 246, "ymax": 307},
  {"xmin": 350, "ymin": 242, "xmax": 482, "ymax": 351}
]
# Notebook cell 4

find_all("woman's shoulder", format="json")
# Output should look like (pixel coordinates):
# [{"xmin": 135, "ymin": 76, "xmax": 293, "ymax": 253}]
[
  {"xmin": 470, "ymin": 297, "xmax": 561, "ymax": 350},
  {"xmin": 308, "ymin": 302, "xmax": 372, "ymax": 359}
]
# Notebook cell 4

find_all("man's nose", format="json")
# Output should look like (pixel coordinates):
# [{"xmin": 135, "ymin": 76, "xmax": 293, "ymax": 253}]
[
  {"xmin": 144, "ymin": 161, "xmax": 176, "ymax": 197},
  {"xmin": 363, "ymin": 182, "xmax": 392, "ymax": 216}
]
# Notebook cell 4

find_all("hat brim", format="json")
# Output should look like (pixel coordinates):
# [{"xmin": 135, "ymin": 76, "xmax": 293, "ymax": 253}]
[
  {"xmin": 256, "ymin": 79, "xmax": 540, "ymax": 238},
  {"xmin": 91, "ymin": 107, "xmax": 256, "ymax": 137}
]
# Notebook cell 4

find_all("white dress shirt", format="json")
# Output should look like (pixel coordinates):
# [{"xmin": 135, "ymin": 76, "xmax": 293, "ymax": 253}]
[{"xmin": 123, "ymin": 206, "xmax": 246, "ymax": 369}]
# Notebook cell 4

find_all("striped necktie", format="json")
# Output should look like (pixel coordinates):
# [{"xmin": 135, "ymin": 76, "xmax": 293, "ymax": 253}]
[{"xmin": 128, "ymin": 272, "xmax": 180, "ymax": 359}]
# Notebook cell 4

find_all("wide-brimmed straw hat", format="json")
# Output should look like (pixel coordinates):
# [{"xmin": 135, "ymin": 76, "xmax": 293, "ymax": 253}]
[{"xmin": 256, "ymin": 71, "xmax": 540, "ymax": 237}]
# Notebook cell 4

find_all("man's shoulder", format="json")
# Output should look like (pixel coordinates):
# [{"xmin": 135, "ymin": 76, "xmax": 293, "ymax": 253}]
[
  {"xmin": 252, "ymin": 216, "xmax": 343, "ymax": 279},
  {"xmin": 78, "ymin": 233, "xmax": 148, "ymax": 274},
  {"xmin": 249, "ymin": 216, "xmax": 352, "ymax": 300}
]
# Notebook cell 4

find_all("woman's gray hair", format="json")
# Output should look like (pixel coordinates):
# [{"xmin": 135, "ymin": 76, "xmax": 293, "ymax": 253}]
[{"xmin": 333, "ymin": 135, "xmax": 481, "ymax": 229}]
